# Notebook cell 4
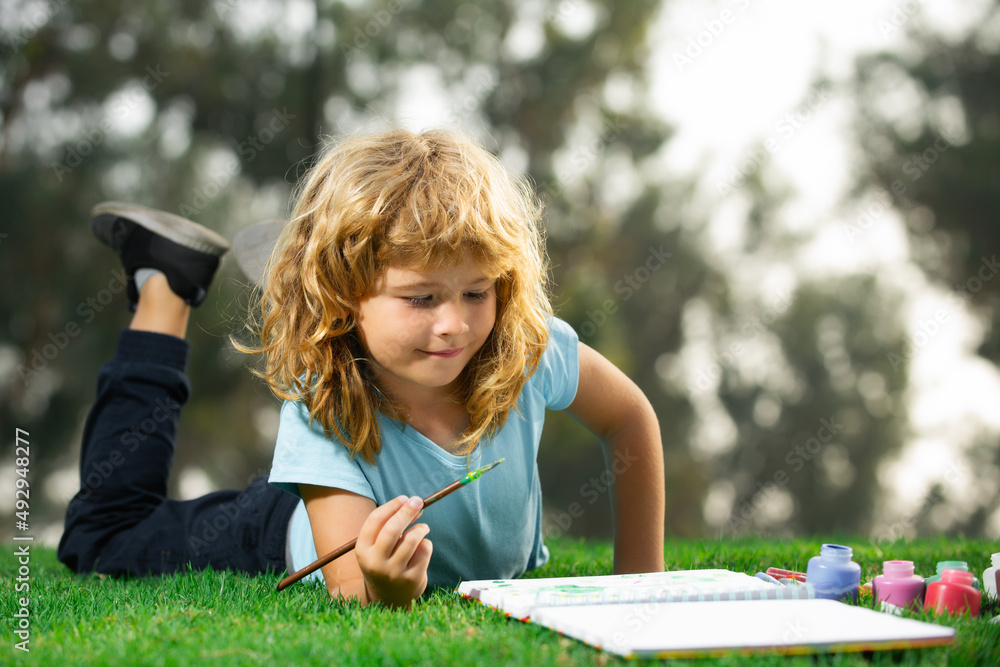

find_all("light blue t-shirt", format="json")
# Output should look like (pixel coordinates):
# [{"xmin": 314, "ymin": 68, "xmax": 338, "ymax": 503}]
[{"xmin": 268, "ymin": 317, "xmax": 580, "ymax": 590}]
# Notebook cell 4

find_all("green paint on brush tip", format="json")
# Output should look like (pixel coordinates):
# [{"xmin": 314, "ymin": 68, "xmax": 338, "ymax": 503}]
[{"xmin": 462, "ymin": 458, "xmax": 504, "ymax": 484}]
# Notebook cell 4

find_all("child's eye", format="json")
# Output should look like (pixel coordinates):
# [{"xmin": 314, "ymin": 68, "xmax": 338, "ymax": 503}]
[{"xmin": 402, "ymin": 291, "xmax": 489, "ymax": 306}]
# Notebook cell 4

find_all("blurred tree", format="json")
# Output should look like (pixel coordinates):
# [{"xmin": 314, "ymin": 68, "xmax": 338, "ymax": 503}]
[
  {"xmin": 652, "ymin": 160, "xmax": 913, "ymax": 539},
  {"xmin": 0, "ymin": 0, "xmax": 927, "ymax": 548},
  {"xmin": 1, "ymin": 0, "xmax": 326, "ymax": 529},
  {"xmin": 850, "ymin": 0, "xmax": 1000, "ymax": 535},
  {"xmin": 2, "ymin": 0, "xmax": 707, "ymax": 539},
  {"xmin": 712, "ymin": 273, "xmax": 911, "ymax": 537}
]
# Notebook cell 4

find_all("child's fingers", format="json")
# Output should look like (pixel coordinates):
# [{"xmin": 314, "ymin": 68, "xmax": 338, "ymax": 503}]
[
  {"xmin": 372, "ymin": 496, "xmax": 424, "ymax": 557},
  {"xmin": 401, "ymin": 535, "xmax": 433, "ymax": 580},
  {"xmin": 387, "ymin": 523, "xmax": 431, "ymax": 570},
  {"xmin": 357, "ymin": 495, "xmax": 410, "ymax": 551},
  {"xmin": 355, "ymin": 504, "xmax": 432, "ymax": 605}
]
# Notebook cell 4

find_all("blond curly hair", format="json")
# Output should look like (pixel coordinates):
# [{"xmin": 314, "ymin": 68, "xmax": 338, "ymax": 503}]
[{"xmin": 245, "ymin": 128, "xmax": 552, "ymax": 463}]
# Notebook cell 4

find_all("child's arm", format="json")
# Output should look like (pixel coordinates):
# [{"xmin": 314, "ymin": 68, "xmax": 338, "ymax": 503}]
[
  {"xmin": 565, "ymin": 342, "xmax": 665, "ymax": 574},
  {"xmin": 299, "ymin": 484, "xmax": 432, "ymax": 609}
]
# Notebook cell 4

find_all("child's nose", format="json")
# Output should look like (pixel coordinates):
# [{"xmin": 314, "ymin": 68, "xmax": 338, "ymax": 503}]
[{"xmin": 433, "ymin": 301, "xmax": 470, "ymax": 337}]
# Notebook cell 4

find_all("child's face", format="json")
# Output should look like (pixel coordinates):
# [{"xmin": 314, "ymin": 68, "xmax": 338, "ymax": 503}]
[{"xmin": 355, "ymin": 253, "xmax": 497, "ymax": 402}]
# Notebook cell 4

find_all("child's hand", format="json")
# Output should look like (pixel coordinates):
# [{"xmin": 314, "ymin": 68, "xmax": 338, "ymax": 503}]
[{"xmin": 354, "ymin": 495, "xmax": 433, "ymax": 608}]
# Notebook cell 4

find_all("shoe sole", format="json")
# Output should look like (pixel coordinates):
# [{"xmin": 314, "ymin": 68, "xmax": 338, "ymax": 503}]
[
  {"xmin": 90, "ymin": 201, "xmax": 230, "ymax": 257},
  {"xmin": 232, "ymin": 219, "xmax": 285, "ymax": 285}
]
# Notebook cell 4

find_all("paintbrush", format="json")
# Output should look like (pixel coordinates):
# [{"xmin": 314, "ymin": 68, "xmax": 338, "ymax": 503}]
[{"xmin": 276, "ymin": 458, "xmax": 505, "ymax": 591}]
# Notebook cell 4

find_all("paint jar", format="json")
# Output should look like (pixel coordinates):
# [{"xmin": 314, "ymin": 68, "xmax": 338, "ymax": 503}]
[
  {"xmin": 806, "ymin": 544, "xmax": 861, "ymax": 602},
  {"xmin": 984, "ymin": 553, "xmax": 1000, "ymax": 602},
  {"xmin": 925, "ymin": 560, "xmax": 981, "ymax": 590},
  {"xmin": 872, "ymin": 560, "xmax": 925, "ymax": 612},
  {"xmin": 924, "ymin": 569, "xmax": 981, "ymax": 617},
  {"xmin": 765, "ymin": 567, "xmax": 807, "ymax": 583}
]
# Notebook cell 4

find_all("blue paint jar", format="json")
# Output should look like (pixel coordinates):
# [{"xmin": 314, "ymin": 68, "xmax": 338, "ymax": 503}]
[{"xmin": 806, "ymin": 543, "xmax": 861, "ymax": 602}]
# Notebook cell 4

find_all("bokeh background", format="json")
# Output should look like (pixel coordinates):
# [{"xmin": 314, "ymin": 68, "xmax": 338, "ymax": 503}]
[{"xmin": 2, "ymin": 0, "xmax": 999, "ymax": 548}]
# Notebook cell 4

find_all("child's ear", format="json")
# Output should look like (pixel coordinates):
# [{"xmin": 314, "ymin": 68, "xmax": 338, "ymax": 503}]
[
  {"xmin": 346, "ymin": 328, "xmax": 368, "ymax": 358},
  {"xmin": 331, "ymin": 294, "xmax": 359, "ymax": 323}
]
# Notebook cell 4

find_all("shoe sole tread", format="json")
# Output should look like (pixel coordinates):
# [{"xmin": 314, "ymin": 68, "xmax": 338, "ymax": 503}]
[{"xmin": 90, "ymin": 202, "xmax": 229, "ymax": 257}]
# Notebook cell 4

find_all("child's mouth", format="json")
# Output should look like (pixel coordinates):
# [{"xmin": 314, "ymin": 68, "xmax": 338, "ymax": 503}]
[{"xmin": 422, "ymin": 348, "xmax": 464, "ymax": 359}]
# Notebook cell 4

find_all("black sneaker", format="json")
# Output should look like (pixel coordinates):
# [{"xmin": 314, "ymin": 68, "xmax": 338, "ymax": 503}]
[{"xmin": 90, "ymin": 202, "xmax": 230, "ymax": 310}]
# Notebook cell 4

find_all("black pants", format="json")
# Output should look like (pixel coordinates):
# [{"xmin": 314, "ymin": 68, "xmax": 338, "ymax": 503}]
[{"xmin": 57, "ymin": 329, "xmax": 298, "ymax": 576}]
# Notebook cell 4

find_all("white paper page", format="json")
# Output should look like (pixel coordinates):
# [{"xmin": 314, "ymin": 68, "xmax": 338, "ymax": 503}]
[{"xmin": 531, "ymin": 599, "xmax": 956, "ymax": 658}]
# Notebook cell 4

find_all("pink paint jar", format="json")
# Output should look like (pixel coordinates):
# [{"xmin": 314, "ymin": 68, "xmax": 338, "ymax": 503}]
[
  {"xmin": 924, "ymin": 568, "xmax": 981, "ymax": 617},
  {"xmin": 873, "ymin": 560, "xmax": 925, "ymax": 612}
]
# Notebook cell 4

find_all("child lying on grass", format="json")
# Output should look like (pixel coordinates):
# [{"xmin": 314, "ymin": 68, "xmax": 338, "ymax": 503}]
[{"xmin": 59, "ymin": 128, "xmax": 665, "ymax": 609}]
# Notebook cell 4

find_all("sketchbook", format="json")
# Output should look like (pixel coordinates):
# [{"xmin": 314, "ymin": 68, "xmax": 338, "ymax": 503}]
[
  {"xmin": 457, "ymin": 569, "xmax": 811, "ymax": 621},
  {"xmin": 457, "ymin": 570, "xmax": 956, "ymax": 658}
]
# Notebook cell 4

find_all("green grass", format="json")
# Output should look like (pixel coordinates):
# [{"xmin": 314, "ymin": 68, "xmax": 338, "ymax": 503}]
[{"xmin": 3, "ymin": 536, "xmax": 999, "ymax": 666}]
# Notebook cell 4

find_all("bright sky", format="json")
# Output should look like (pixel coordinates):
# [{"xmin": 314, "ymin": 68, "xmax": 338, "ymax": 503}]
[{"xmin": 647, "ymin": 0, "xmax": 1000, "ymax": 535}]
